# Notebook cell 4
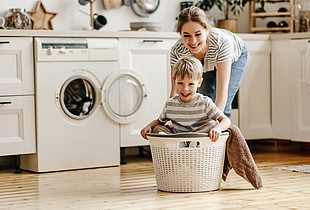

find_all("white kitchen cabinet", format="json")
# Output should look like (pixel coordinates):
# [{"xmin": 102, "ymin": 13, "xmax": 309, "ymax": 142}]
[
  {"xmin": 290, "ymin": 39, "xmax": 310, "ymax": 142},
  {"xmin": 0, "ymin": 37, "xmax": 35, "ymax": 156},
  {"xmin": 0, "ymin": 37, "xmax": 34, "ymax": 96},
  {"xmin": 119, "ymin": 38, "xmax": 177, "ymax": 147},
  {"xmin": 239, "ymin": 40, "xmax": 272, "ymax": 139},
  {"xmin": 271, "ymin": 40, "xmax": 291, "ymax": 140}
]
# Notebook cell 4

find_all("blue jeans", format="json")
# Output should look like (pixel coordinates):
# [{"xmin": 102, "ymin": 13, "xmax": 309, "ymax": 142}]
[{"xmin": 198, "ymin": 45, "xmax": 248, "ymax": 118}]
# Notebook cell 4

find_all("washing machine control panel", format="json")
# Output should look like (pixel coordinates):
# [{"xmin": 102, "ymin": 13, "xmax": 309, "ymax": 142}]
[{"xmin": 35, "ymin": 38, "xmax": 119, "ymax": 62}]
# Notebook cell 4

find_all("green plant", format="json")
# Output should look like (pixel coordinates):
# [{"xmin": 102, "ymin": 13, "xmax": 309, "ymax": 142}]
[{"xmin": 196, "ymin": 0, "xmax": 250, "ymax": 20}]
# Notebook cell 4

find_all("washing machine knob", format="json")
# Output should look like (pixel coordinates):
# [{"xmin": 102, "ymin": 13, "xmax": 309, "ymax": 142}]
[
  {"xmin": 59, "ymin": 46, "xmax": 67, "ymax": 53},
  {"xmin": 47, "ymin": 46, "xmax": 53, "ymax": 55}
]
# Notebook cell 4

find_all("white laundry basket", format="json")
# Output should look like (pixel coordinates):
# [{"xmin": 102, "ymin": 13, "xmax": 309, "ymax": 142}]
[{"xmin": 147, "ymin": 132, "xmax": 229, "ymax": 192}]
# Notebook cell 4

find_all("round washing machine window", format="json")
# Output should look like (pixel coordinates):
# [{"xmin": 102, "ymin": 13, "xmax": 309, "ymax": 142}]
[
  {"xmin": 59, "ymin": 74, "xmax": 101, "ymax": 120},
  {"xmin": 102, "ymin": 70, "xmax": 147, "ymax": 124}
]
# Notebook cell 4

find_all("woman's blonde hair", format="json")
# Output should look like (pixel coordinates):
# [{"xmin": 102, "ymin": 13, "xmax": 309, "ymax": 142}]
[
  {"xmin": 173, "ymin": 56, "xmax": 203, "ymax": 80},
  {"xmin": 176, "ymin": 6, "xmax": 211, "ymax": 33}
]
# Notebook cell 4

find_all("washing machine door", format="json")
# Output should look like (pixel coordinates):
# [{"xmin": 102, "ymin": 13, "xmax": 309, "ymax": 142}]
[
  {"xmin": 102, "ymin": 70, "xmax": 147, "ymax": 124},
  {"xmin": 57, "ymin": 70, "xmax": 101, "ymax": 120}
]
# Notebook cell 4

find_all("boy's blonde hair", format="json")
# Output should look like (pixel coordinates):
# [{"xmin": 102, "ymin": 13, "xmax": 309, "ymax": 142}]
[{"xmin": 173, "ymin": 56, "xmax": 203, "ymax": 80}]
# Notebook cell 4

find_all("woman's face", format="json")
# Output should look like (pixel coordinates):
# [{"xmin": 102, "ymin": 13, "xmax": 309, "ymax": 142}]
[
  {"xmin": 175, "ymin": 75, "xmax": 202, "ymax": 103},
  {"xmin": 181, "ymin": 21, "xmax": 207, "ymax": 55}
]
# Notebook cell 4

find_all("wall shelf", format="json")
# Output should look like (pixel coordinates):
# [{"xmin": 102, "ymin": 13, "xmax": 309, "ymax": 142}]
[{"xmin": 249, "ymin": 0, "xmax": 295, "ymax": 33}]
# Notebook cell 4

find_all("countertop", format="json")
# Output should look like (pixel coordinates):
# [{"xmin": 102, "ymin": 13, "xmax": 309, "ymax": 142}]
[
  {"xmin": 0, "ymin": 29, "xmax": 180, "ymax": 39},
  {"xmin": 270, "ymin": 32, "xmax": 310, "ymax": 40},
  {"xmin": 0, "ymin": 29, "xmax": 270, "ymax": 40},
  {"xmin": 1, "ymin": 29, "xmax": 309, "ymax": 40}
]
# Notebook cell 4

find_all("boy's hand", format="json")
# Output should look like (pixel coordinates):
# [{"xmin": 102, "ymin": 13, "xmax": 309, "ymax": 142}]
[
  {"xmin": 140, "ymin": 126, "xmax": 152, "ymax": 140},
  {"xmin": 209, "ymin": 128, "xmax": 221, "ymax": 142}
]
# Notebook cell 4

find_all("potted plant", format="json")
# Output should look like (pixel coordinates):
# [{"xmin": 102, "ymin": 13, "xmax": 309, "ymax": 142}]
[{"xmin": 196, "ymin": 0, "xmax": 250, "ymax": 32}]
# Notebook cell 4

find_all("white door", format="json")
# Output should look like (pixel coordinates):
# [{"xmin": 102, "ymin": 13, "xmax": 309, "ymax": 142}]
[
  {"xmin": 0, "ymin": 37, "xmax": 34, "ymax": 96},
  {"xmin": 0, "ymin": 37, "xmax": 35, "ymax": 156},
  {"xmin": 101, "ymin": 70, "xmax": 147, "ymax": 124},
  {"xmin": 240, "ymin": 40, "xmax": 272, "ymax": 139},
  {"xmin": 0, "ymin": 96, "xmax": 35, "ymax": 156},
  {"xmin": 271, "ymin": 40, "xmax": 291, "ymax": 140},
  {"xmin": 119, "ymin": 38, "xmax": 175, "ymax": 147},
  {"xmin": 290, "ymin": 39, "xmax": 310, "ymax": 142}
]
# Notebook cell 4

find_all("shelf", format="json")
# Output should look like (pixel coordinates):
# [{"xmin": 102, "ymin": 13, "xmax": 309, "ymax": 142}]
[
  {"xmin": 249, "ymin": 0, "xmax": 295, "ymax": 33},
  {"xmin": 251, "ymin": 27, "xmax": 291, "ymax": 32},
  {"xmin": 251, "ymin": 12, "xmax": 291, "ymax": 17}
]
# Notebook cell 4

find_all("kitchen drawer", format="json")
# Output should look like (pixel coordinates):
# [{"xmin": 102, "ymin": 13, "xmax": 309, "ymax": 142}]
[
  {"xmin": 246, "ymin": 40, "xmax": 271, "ymax": 52},
  {"xmin": 0, "ymin": 37, "xmax": 34, "ymax": 96},
  {"xmin": 127, "ymin": 38, "xmax": 175, "ymax": 50},
  {"xmin": 0, "ymin": 95, "xmax": 35, "ymax": 156}
]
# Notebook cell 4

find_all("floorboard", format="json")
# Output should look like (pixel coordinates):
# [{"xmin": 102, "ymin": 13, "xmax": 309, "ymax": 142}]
[{"xmin": 0, "ymin": 150, "xmax": 310, "ymax": 209}]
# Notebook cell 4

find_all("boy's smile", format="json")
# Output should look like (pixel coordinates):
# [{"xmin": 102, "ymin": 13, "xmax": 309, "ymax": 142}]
[{"xmin": 175, "ymin": 75, "xmax": 202, "ymax": 103}]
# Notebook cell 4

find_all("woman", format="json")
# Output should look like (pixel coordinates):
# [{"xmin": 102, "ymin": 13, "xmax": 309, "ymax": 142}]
[{"xmin": 170, "ymin": 6, "xmax": 248, "ymax": 118}]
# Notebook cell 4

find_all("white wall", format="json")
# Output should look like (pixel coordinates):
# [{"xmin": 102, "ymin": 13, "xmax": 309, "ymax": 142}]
[{"xmin": 0, "ymin": 0, "xmax": 250, "ymax": 32}]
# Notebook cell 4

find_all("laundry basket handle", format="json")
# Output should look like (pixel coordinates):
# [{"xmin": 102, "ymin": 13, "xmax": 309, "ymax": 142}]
[{"xmin": 146, "ymin": 131, "xmax": 229, "ymax": 138}]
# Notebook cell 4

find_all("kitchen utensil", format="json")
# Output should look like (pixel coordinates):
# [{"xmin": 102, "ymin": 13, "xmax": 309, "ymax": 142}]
[
  {"xmin": 128, "ymin": 0, "xmax": 160, "ymax": 17},
  {"xmin": 130, "ymin": 21, "xmax": 161, "ymax": 31},
  {"xmin": 79, "ymin": 0, "xmax": 90, "ymax": 5},
  {"xmin": 93, "ymin": 14, "xmax": 107, "ymax": 30}
]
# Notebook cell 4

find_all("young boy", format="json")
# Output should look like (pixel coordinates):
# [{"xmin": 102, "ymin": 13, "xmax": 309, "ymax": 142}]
[{"xmin": 140, "ymin": 56, "xmax": 231, "ymax": 142}]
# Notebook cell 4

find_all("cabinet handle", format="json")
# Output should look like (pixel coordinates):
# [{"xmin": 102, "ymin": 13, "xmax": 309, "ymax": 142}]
[
  {"xmin": 142, "ymin": 40, "xmax": 163, "ymax": 43},
  {"xmin": 0, "ymin": 101, "xmax": 11, "ymax": 105},
  {"xmin": 0, "ymin": 41, "xmax": 10, "ymax": 44}
]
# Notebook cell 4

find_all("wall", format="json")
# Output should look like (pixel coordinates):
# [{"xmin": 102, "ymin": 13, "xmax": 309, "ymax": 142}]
[{"xmin": 0, "ymin": 0, "xmax": 250, "ymax": 33}]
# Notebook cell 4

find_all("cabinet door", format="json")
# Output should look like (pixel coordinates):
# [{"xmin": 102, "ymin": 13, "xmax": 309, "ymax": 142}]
[
  {"xmin": 271, "ymin": 40, "xmax": 291, "ymax": 140},
  {"xmin": 0, "ymin": 37, "xmax": 34, "ymax": 96},
  {"xmin": 119, "ymin": 38, "xmax": 176, "ymax": 147},
  {"xmin": 290, "ymin": 39, "xmax": 310, "ymax": 142},
  {"xmin": 240, "ymin": 40, "xmax": 272, "ymax": 139},
  {"xmin": 0, "ymin": 96, "xmax": 35, "ymax": 156}
]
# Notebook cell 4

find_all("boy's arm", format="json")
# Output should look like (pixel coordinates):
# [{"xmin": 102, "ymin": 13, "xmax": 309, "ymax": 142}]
[
  {"xmin": 209, "ymin": 114, "xmax": 231, "ymax": 142},
  {"xmin": 140, "ymin": 119, "xmax": 164, "ymax": 140}
]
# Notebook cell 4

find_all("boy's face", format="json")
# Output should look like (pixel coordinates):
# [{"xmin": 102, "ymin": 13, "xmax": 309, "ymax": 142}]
[{"xmin": 175, "ymin": 75, "xmax": 202, "ymax": 103}]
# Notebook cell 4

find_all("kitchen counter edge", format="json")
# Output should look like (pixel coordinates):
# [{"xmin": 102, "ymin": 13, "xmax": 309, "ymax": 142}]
[{"xmin": 0, "ymin": 30, "xmax": 272, "ymax": 40}]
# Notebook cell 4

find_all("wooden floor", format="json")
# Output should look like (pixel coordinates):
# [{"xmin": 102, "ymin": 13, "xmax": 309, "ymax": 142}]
[{"xmin": 0, "ymin": 150, "xmax": 310, "ymax": 210}]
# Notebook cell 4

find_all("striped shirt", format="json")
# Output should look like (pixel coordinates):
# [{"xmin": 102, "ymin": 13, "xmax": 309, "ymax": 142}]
[
  {"xmin": 170, "ymin": 28, "xmax": 245, "ymax": 72},
  {"xmin": 158, "ymin": 93, "xmax": 222, "ymax": 133}
]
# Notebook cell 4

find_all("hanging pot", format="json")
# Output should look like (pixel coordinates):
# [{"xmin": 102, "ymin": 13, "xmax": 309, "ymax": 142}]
[{"xmin": 128, "ymin": 0, "xmax": 160, "ymax": 17}]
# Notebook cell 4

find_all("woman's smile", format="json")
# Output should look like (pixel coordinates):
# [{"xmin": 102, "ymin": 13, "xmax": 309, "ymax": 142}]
[{"xmin": 181, "ymin": 21, "xmax": 207, "ymax": 55}]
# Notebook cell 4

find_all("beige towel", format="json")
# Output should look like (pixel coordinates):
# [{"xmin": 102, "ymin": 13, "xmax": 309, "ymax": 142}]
[{"xmin": 222, "ymin": 124, "xmax": 263, "ymax": 189}]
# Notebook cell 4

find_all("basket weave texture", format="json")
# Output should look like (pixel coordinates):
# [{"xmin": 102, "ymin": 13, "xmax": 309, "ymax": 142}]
[{"xmin": 148, "ymin": 134, "xmax": 228, "ymax": 192}]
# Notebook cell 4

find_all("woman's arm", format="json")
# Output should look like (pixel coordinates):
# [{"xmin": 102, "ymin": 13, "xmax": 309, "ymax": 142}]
[
  {"xmin": 170, "ymin": 65, "xmax": 176, "ymax": 97},
  {"xmin": 215, "ymin": 60, "xmax": 232, "ymax": 112}
]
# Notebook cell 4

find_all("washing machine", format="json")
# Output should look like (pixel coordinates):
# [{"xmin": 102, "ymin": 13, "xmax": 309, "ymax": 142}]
[{"xmin": 20, "ymin": 37, "xmax": 147, "ymax": 172}]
